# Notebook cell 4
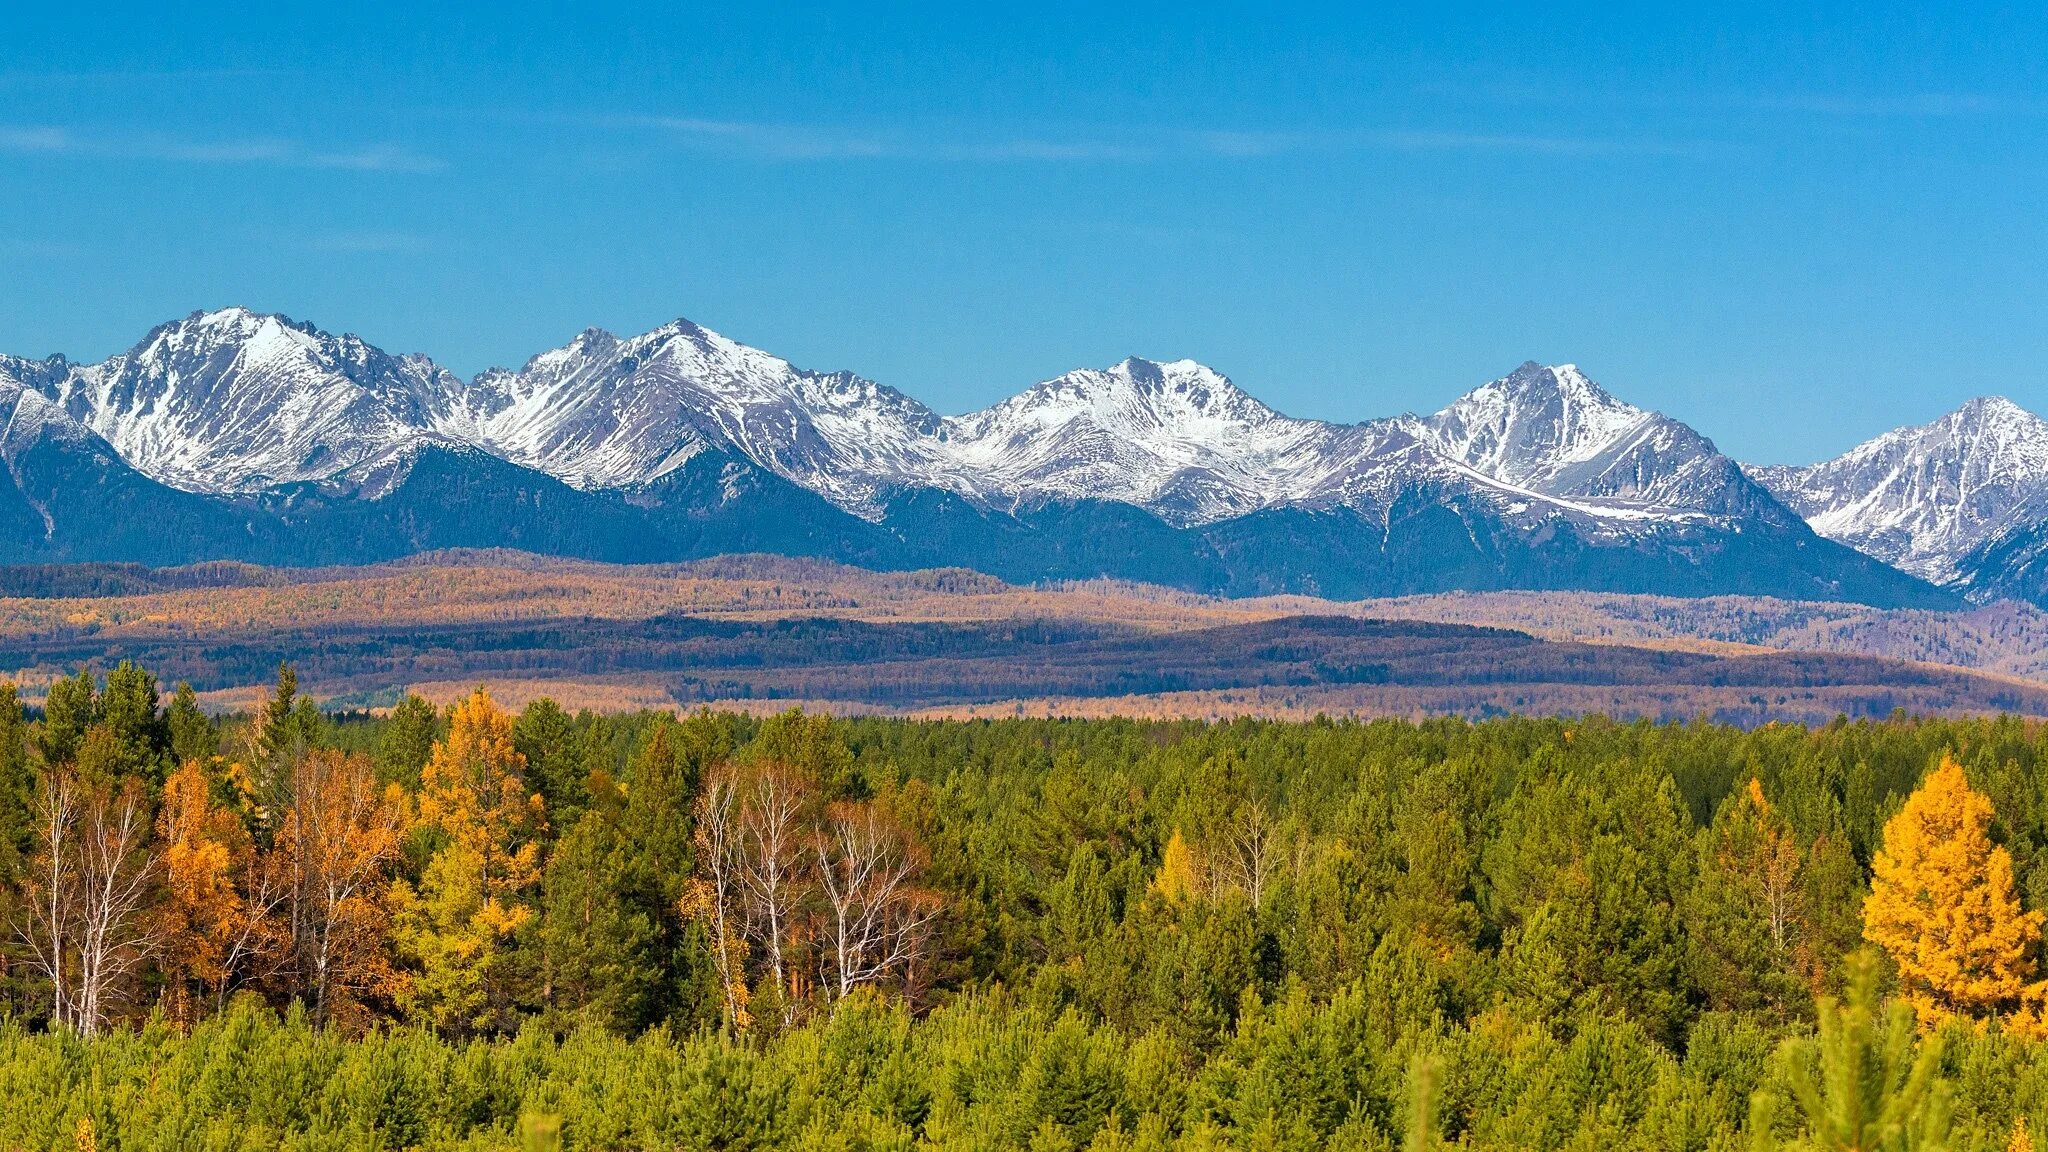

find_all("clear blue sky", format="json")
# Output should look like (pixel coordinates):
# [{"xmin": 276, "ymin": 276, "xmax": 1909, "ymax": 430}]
[{"xmin": 4, "ymin": 3, "xmax": 2045, "ymax": 464}]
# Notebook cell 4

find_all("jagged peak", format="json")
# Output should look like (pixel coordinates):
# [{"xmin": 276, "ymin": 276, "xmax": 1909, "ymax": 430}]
[
  {"xmin": 1444, "ymin": 361, "xmax": 1637, "ymax": 418},
  {"xmin": 150, "ymin": 306, "xmax": 314, "ymax": 344},
  {"xmin": 1819, "ymin": 395, "xmax": 2048, "ymax": 469},
  {"xmin": 514, "ymin": 325, "xmax": 623, "ymax": 375},
  {"xmin": 1944, "ymin": 394, "xmax": 2044, "ymax": 428}
]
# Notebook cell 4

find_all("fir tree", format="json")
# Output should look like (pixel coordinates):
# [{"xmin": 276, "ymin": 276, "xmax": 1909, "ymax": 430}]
[{"xmin": 165, "ymin": 682, "xmax": 218, "ymax": 766}]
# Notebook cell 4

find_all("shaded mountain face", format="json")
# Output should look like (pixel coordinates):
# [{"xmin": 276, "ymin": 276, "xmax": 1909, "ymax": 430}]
[
  {"xmin": 0, "ymin": 309, "xmax": 1956, "ymax": 608},
  {"xmin": 1750, "ymin": 397, "xmax": 2048, "ymax": 590}
]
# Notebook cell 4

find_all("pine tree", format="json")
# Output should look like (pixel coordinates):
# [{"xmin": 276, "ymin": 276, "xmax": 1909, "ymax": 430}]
[
  {"xmin": 38, "ymin": 669, "xmax": 99, "ymax": 767},
  {"xmin": 1405, "ymin": 1053, "xmax": 1443, "ymax": 1152},
  {"xmin": 256, "ymin": 663, "xmax": 314, "ymax": 769},
  {"xmin": 377, "ymin": 693, "xmax": 440, "ymax": 789},
  {"xmin": 0, "ymin": 683, "xmax": 32, "ymax": 855},
  {"xmin": 514, "ymin": 698, "xmax": 586, "ymax": 819},
  {"xmin": 1749, "ymin": 950, "xmax": 1951, "ymax": 1151},
  {"xmin": 1863, "ymin": 755, "xmax": 2045, "ymax": 1027},
  {"xmin": 165, "ymin": 683, "xmax": 217, "ymax": 766},
  {"xmin": 537, "ymin": 791, "xmax": 659, "ymax": 1030},
  {"xmin": 98, "ymin": 661, "xmax": 166, "ymax": 781}
]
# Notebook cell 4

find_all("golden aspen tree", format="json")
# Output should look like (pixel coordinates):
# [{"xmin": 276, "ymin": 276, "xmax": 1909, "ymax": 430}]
[
  {"xmin": 2011, "ymin": 1117, "xmax": 2035, "ymax": 1152},
  {"xmin": 155, "ymin": 760, "xmax": 268, "ymax": 1024},
  {"xmin": 391, "ymin": 688, "xmax": 546, "ymax": 1033},
  {"xmin": 1863, "ymin": 755, "xmax": 2046, "ymax": 1028}
]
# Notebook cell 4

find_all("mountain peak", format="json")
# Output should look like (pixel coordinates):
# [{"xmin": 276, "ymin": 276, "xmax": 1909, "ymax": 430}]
[
  {"xmin": 1485, "ymin": 361, "xmax": 1625, "ymax": 410},
  {"xmin": 998, "ymin": 357, "xmax": 1277, "ymax": 428},
  {"xmin": 1754, "ymin": 394, "xmax": 2048, "ymax": 585},
  {"xmin": 1422, "ymin": 362, "xmax": 1654, "ymax": 488},
  {"xmin": 1950, "ymin": 395, "xmax": 2038, "ymax": 425},
  {"xmin": 163, "ymin": 306, "xmax": 313, "ymax": 343}
]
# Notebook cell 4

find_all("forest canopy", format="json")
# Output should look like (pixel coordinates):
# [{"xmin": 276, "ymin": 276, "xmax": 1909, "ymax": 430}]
[{"xmin": 11, "ymin": 663, "xmax": 2048, "ymax": 1149}]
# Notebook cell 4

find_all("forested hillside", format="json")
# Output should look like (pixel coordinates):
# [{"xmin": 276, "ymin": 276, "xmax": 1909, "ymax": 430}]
[
  {"xmin": 12, "ymin": 666, "xmax": 2048, "ymax": 1148},
  {"xmin": 4, "ymin": 553, "xmax": 2046, "ymax": 727}
]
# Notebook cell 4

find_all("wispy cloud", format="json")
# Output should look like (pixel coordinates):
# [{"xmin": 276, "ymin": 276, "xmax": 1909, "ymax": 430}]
[
  {"xmin": 550, "ymin": 112, "xmax": 1689, "ymax": 165},
  {"xmin": 0, "ymin": 125, "xmax": 442, "ymax": 171},
  {"xmin": 0, "ymin": 126, "xmax": 70, "ymax": 152},
  {"xmin": 1369, "ymin": 129, "xmax": 1701, "ymax": 157}
]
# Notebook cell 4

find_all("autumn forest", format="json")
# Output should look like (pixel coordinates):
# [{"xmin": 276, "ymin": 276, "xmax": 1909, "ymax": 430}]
[{"xmin": 9, "ymin": 661, "xmax": 2048, "ymax": 1149}]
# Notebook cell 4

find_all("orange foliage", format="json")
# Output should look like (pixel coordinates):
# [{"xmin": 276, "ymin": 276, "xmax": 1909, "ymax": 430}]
[
  {"xmin": 275, "ymin": 748, "xmax": 406, "ymax": 1029},
  {"xmin": 154, "ymin": 760, "xmax": 283, "ymax": 1023},
  {"xmin": 1864, "ymin": 755, "xmax": 2047, "ymax": 1029}
]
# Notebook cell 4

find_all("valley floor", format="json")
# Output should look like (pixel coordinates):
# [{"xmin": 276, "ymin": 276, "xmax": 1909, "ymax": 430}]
[{"xmin": 2, "ymin": 550, "xmax": 2045, "ymax": 725}]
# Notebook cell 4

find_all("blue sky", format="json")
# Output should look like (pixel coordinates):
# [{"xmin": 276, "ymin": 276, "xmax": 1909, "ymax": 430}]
[{"xmin": 3, "ymin": 3, "xmax": 2045, "ymax": 464}]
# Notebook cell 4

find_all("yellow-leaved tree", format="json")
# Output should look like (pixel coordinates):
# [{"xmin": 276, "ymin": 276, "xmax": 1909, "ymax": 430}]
[
  {"xmin": 1151, "ymin": 828, "xmax": 1205, "ymax": 906},
  {"xmin": 391, "ymin": 689, "xmax": 546, "ymax": 1034},
  {"xmin": 1863, "ymin": 754, "xmax": 2046, "ymax": 1029}
]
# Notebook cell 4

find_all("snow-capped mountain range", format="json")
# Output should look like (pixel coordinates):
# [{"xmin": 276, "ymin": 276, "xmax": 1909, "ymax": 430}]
[
  {"xmin": 0, "ymin": 306, "xmax": 2029, "ymax": 609},
  {"xmin": 0, "ymin": 309, "xmax": 1776, "ymax": 530}
]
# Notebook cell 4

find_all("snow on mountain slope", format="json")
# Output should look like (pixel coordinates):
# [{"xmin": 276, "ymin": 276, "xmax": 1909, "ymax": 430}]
[
  {"xmin": 931, "ymin": 357, "xmax": 1340, "ymax": 524},
  {"xmin": 924, "ymin": 357, "xmax": 1767, "ymax": 531},
  {"xmin": 38, "ymin": 308, "xmax": 461, "ymax": 494},
  {"xmin": 459, "ymin": 319, "xmax": 945, "ymax": 513},
  {"xmin": 0, "ymin": 356, "xmax": 103, "ymax": 464},
  {"xmin": 1418, "ymin": 362, "xmax": 1648, "ymax": 488},
  {"xmin": 1749, "ymin": 397, "xmax": 2048, "ymax": 585},
  {"xmin": 1411, "ymin": 362, "xmax": 1782, "ymax": 523},
  {"xmin": 10, "ymin": 308, "xmax": 1806, "ymax": 545}
]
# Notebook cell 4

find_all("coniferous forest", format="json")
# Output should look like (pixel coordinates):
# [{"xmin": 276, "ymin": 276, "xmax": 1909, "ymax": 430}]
[{"xmin": 14, "ymin": 664, "xmax": 2048, "ymax": 1149}]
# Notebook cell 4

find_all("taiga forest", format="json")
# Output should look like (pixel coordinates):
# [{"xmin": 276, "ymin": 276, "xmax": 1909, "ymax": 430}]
[{"xmin": 5, "ymin": 663, "xmax": 2048, "ymax": 1150}]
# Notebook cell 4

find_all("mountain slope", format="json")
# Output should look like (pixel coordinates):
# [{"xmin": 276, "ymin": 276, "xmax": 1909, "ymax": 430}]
[
  {"xmin": 0, "ymin": 308, "xmax": 1958, "ymax": 607},
  {"xmin": 0, "ymin": 359, "xmax": 275, "ymax": 564},
  {"xmin": 456, "ymin": 319, "xmax": 943, "ymax": 514},
  {"xmin": 1750, "ymin": 396, "xmax": 2048, "ymax": 588},
  {"xmin": 1417, "ymin": 362, "xmax": 1792, "ymax": 523},
  {"xmin": 42, "ymin": 308, "xmax": 461, "ymax": 496}
]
